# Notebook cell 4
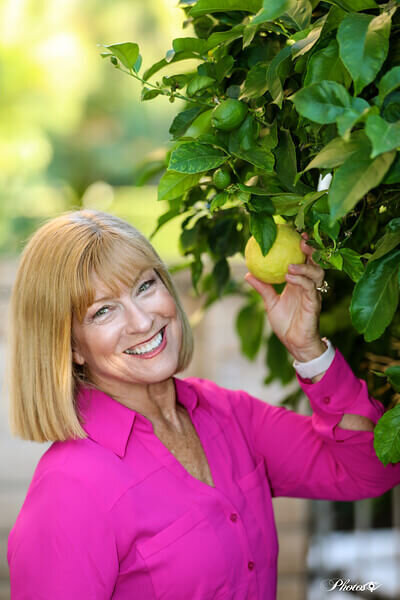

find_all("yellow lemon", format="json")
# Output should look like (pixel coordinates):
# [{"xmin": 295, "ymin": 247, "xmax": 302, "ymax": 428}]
[{"xmin": 245, "ymin": 216, "xmax": 306, "ymax": 284}]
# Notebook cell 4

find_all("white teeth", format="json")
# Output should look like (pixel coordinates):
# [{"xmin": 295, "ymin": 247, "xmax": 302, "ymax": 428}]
[{"xmin": 124, "ymin": 330, "xmax": 163, "ymax": 355}]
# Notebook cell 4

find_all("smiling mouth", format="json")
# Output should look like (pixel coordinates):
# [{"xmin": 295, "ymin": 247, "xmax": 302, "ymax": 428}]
[{"xmin": 123, "ymin": 327, "xmax": 165, "ymax": 355}]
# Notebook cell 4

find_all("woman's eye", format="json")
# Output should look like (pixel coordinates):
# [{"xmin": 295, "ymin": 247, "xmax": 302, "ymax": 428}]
[
  {"xmin": 138, "ymin": 278, "xmax": 155, "ymax": 293},
  {"xmin": 93, "ymin": 305, "xmax": 111, "ymax": 319}
]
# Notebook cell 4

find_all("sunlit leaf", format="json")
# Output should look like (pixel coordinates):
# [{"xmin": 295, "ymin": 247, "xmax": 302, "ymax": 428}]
[
  {"xmin": 328, "ymin": 147, "xmax": 395, "ymax": 222},
  {"xmin": 252, "ymin": 0, "xmax": 294, "ymax": 25},
  {"xmin": 158, "ymin": 171, "xmax": 202, "ymax": 201},
  {"xmin": 190, "ymin": 0, "xmax": 262, "ymax": 17},
  {"xmin": 102, "ymin": 42, "xmax": 139, "ymax": 70}
]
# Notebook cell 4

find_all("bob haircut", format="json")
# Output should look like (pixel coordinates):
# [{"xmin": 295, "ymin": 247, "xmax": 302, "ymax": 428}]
[{"xmin": 7, "ymin": 209, "xmax": 194, "ymax": 442}]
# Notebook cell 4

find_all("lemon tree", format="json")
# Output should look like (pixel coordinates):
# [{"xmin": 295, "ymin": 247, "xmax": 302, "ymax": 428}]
[{"xmin": 103, "ymin": 0, "xmax": 400, "ymax": 465}]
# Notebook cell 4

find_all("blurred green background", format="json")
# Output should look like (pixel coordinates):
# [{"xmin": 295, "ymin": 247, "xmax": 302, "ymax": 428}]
[{"xmin": 0, "ymin": 0, "xmax": 200, "ymax": 262}]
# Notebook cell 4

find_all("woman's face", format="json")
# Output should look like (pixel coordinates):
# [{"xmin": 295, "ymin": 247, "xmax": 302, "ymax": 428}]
[{"xmin": 71, "ymin": 267, "xmax": 182, "ymax": 391}]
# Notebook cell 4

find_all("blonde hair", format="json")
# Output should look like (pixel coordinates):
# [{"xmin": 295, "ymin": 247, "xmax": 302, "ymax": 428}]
[{"xmin": 7, "ymin": 209, "xmax": 194, "ymax": 442}]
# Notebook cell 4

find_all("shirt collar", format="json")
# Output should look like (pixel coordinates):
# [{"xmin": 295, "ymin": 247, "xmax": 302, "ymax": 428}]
[{"xmin": 76, "ymin": 377, "xmax": 199, "ymax": 459}]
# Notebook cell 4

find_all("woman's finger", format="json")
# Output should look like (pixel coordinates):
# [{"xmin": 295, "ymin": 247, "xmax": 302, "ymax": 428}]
[
  {"xmin": 285, "ymin": 273, "xmax": 322, "ymax": 301},
  {"xmin": 288, "ymin": 262, "xmax": 325, "ymax": 287}
]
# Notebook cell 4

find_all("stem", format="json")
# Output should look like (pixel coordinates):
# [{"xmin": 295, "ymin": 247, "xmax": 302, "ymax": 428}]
[{"xmin": 116, "ymin": 64, "xmax": 215, "ymax": 108}]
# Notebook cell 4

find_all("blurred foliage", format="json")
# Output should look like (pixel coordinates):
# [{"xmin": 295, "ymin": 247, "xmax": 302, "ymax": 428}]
[{"xmin": 0, "ymin": 0, "xmax": 196, "ymax": 260}]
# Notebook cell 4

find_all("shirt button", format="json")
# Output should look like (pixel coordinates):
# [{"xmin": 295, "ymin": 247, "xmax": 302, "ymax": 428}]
[
  {"xmin": 248, "ymin": 561, "xmax": 255, "ymax": 571},
  {"xmin": 230, "ymin": 513, "xmax": 238, "ymax": 522},
  {"xmin": 323, "ymin": 397, "xmax": 330, "ymax": 404}
]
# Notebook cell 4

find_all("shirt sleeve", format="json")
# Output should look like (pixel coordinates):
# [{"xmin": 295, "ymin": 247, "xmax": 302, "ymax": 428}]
[
  {"xmin": 232, "ymin": 348, "xmax": 400, "ymax": 500},
  {"xmin": 7, "ymin": 469, "xmax": 119, "ymax": 599}
]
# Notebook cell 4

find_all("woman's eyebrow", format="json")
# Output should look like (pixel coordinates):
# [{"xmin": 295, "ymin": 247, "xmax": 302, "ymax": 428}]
[{"xmin": 91, "ymin": 268, "xmax": 149, "ymax": 305}]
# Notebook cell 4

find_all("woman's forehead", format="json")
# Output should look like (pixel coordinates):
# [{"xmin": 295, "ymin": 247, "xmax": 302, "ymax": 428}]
[{"xmin": 90, "ymin": 266, "xmax": 154, "ymax": 300}]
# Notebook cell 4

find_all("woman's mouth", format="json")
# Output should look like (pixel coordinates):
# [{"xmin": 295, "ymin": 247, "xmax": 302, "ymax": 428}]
[{"xmin": 123, "ymin": 326, "xmax": 167, "ymax": 359}]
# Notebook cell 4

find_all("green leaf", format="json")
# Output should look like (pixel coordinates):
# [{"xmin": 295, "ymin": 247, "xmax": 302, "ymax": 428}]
[
  {"xmin": 247, "ymin": 196, "xmax": 275, "ymax": 214},
  {"xmin": 212, "ymin": 258, "xmax": 230, "ymax": 296},
  {"xmin": 141, "ymin": 87, "xmax": 163, "ymax": 101},
  {"xmin": 266, "ymin": 45, "xmax": 292, "ymax": 107},
  {"xmin": 377, "ymin": 66, "xmax": 400, "ymax": 106},
  {"xmin": 169, "ymin": 142, "xmax": 228, "ymax": 173},
  {"xmin": 236, "ymin": 115, "xmax": 260, "ymax": 151},
  {"xmin": 169, "ymin": 106, "xmax": 204, "ymax": 139},
  {"xmin": 243, "ymin": 24, "xmax": 258, "ymax": 49},
  {"xmin": 274, "ymin": 129, "xmax": 297, "ymax": 190},
  {"xmin": 249, "ymin": 212, "xmax": 277, "ymax": 256},
  {"xmin": 229, "ymin": 132, "xmax": 275, "ymax": 171},
  {"xmin": 337, "ymin": 11, "xmax": 392, "ymax": 96},
  {"xmin": 291, "ymin": 81, "xmax": 351, "ymax": 124},
  {"xmin": 304, "ymin": 132, "xmax": 365, "ymax": 171},
  {"xmin": 187, "ymin": 75, "xmax": 216, "ymax": 96},
  {"xmin": 134, "ymin": 54, "xmax": 142, "ymax": 73},
  {"xmin": 339, "ymin": 248, "xmax": 365, "ymax": 282},
  {"xmin": 210, "ymin": 191, "xmax": 228, "ymax": 212},
  {"xmin": 374, "ymin": 405, "xmax": 400, "ymax": 466},
  {"xmin": 237, "ymin": 144, "xmax": 275, "ymax": 172},
  {"xmin": 324, "ymin": 0, "xmax": 377, "ymax": 10},
  {"xmin": 191, "ymin": 254, "xmax": 204, "ymax": 294},
  {"xmin": 236, "ymin": 301, "xmax": 265, "ymax": 360},
  {"xmin": 385, "ymin": 366, "xmax": 400, "ymax": 392},
  {"xmin": 350, "ymin": 247, "xmax": 400, "ymax": 342},
  {"xmin": 102, "ymin": 42, "xmax": 139, "ymax": 69},
  {"xmin": 240, "ymin": 64, "xmax": 269, "ymax": 100},
  {"xmin": 369, "ymin": 218, "xmax": 400, "ymax": 262},
  {"xmin": 238, "ymin": 184, "xmax": 275, "ymax": 196},
  {"xmin": 365, "ymin": 115, "xmax": 400, "ymax": 158},
  {"xmin": 290, "ymin": 14, "xmax": 327, "ymax": 58},
  {"xmin": 158, "ymin": 171, "xmax": 201, "ymax": 201},
  {"xmin": 384, "ymin": 153, "xmax": 400, "ymax": 184},
  {"xmin": 304, "ymin": 39, "xmax": 351, "ymax": 87},
  {"xmin": 328, "ymin": 147, "xmax": 396, "ymax": 222},
  {"xmin": 283, "ymin": 0, "xmax": 312, "ymax": 31},
  {"xmin": 336, "ymin": 97, "xmax": 371, "ymax": 139},
  {"xmin": 143, "ymin": 51, "xmax": 199, "ymax": 80},
  {"xmin": 252, "ymin": 0, "xmax": 294, "ymax": 25},
  {"xmin": 190, "ymin": 0, "xmax": 261, "ymax": 17},
  {"xmin": 172, "ymin": 37, "xmax": 207, "ymax": 54},
  {"xmin": 206, "ymin": 25, "xmax": 245, "ymax": 50},
  {"xmin": 215, "ymin": 55, "xmax": 234, "ymax": 81}
]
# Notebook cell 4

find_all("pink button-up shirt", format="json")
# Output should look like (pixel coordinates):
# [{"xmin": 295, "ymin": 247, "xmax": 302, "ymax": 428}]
[{"xmin": 7, "ymin": 349, "xmax": 400, "ymax": 599}]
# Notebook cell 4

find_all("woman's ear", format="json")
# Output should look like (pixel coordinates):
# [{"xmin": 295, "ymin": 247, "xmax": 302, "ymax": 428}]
[
  {"xmin": 71, "ymin": 335, "xmax": 85, "ymax": 365},
  {"xmin": 72, "ymin": 349, "xmax": 85, "ymax": 366}
]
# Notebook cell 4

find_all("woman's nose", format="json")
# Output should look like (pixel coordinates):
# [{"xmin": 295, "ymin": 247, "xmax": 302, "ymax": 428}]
[{"xmin": 124, "ymin": 300, "xmax": 153, "ymax": 333}]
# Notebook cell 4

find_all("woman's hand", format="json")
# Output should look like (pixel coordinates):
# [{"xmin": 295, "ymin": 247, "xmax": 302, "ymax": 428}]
[{"xmin": 245, "ymin": 233, "xmax": 327, "ymax": 362}]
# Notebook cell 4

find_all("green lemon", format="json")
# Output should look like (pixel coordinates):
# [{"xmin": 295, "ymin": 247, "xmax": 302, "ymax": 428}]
[
  {"xmin": 211, "ymin": 99, "xmax": 248, "ymax": 131},
  {"xmin": 245, "ymin": 216, "xmax": 306, "ymax": 284},
  {"xmin": 213, "ymin": 168, "xmax": 231, "ymax": 189}
]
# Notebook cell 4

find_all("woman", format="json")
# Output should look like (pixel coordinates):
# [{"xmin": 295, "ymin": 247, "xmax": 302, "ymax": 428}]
[{"xmin": 7, "ymin": 209, "xmax": 400, "ymax": 599}]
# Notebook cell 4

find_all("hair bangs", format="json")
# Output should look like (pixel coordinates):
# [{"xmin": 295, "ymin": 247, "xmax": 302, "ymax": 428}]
[{"xmin": 71, "ymin": 231, "xmax": 162, "ymax": 323}]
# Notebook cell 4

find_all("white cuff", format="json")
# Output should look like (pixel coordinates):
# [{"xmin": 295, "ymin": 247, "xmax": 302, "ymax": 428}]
[{"xmin": 293, "ymin": 338, "xmax": 335, "ymax": 379}]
